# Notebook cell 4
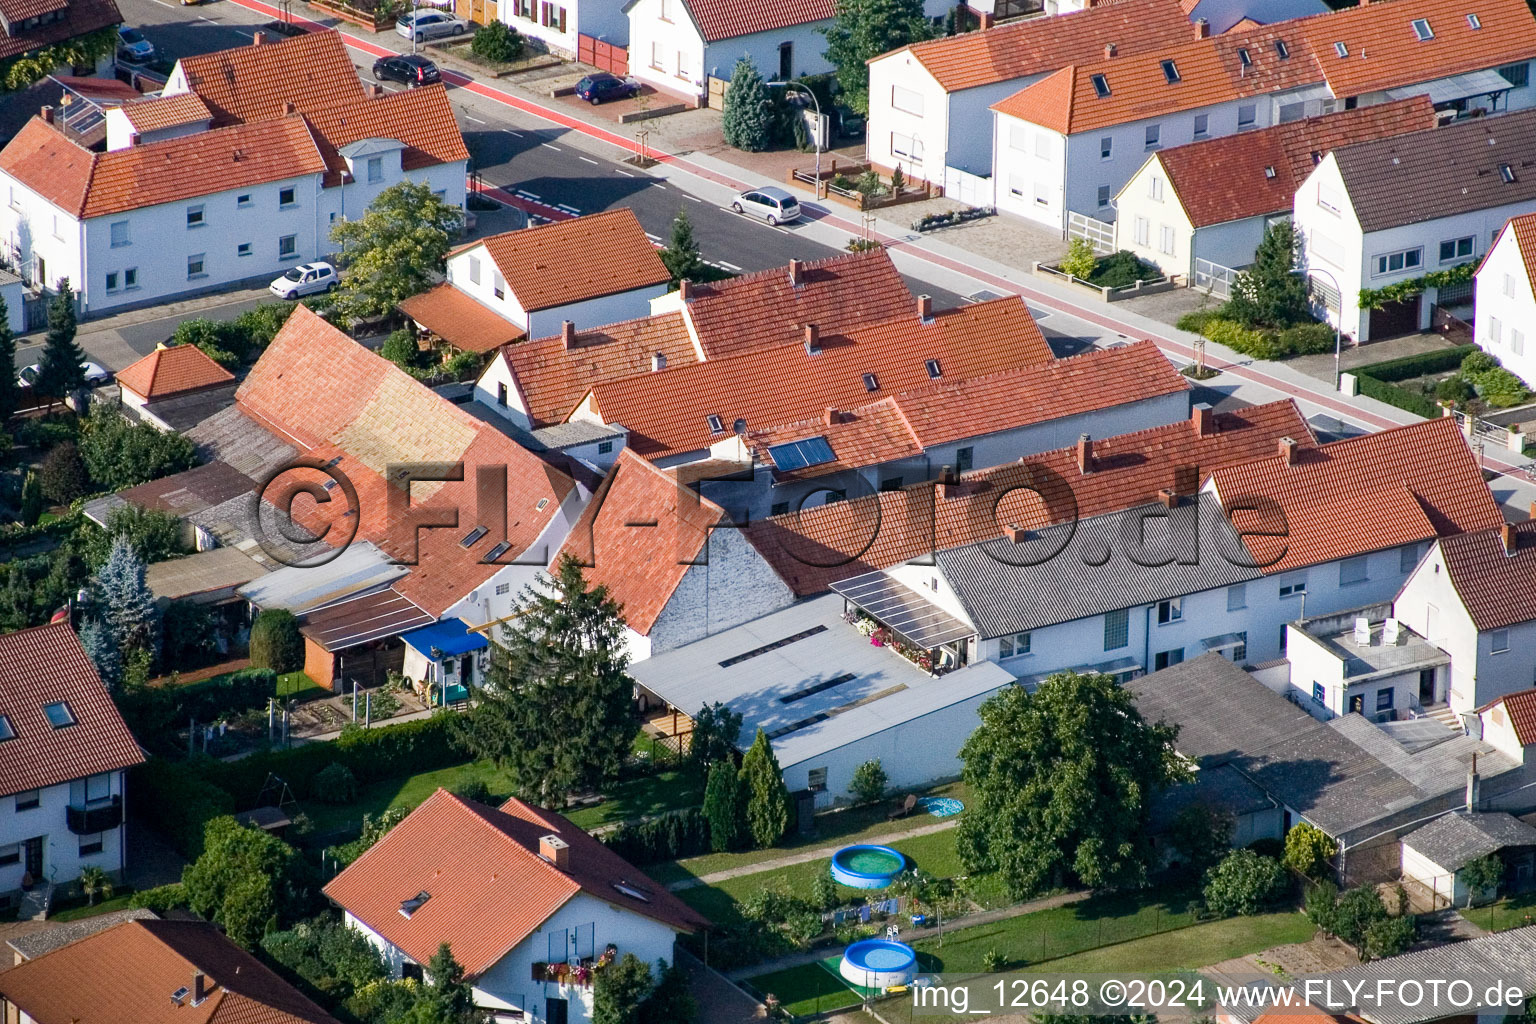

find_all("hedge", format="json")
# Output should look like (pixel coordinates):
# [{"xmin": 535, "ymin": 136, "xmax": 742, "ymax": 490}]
[
  {"xmin": 1357, "ymin": 374, "xmax": 1438, "ymax": 418},
  {"xmin": 601, "ymin": 807, "xmax": 712, "ymax": 864},
  {"xmin": 1353, "ymin": 345, "xmax": 1478, "ymax": 383}
]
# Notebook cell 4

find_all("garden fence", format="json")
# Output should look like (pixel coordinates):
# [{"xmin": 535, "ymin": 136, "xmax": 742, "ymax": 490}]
[
  {"xmin": 1066, "ymin": 211, "xmax": 1114, "ymax": 255},
  {"xmin": 1194, "ymin": 258, "xmax": 1236, "ymax": 299}
]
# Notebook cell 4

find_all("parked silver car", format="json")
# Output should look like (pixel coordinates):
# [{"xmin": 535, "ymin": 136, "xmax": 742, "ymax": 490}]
[
  {"xmin": 730, "ymin": 185, "xmax": 802, "ymax": 226},
  {"xmin": 396, "ymin": 10, "xmax": 469, "ymax": 42}
]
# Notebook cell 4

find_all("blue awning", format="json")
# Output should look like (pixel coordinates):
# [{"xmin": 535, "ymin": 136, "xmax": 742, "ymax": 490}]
[{"xmin": 401, "ymin": 618, "xmax": 490, "ymax": 660}]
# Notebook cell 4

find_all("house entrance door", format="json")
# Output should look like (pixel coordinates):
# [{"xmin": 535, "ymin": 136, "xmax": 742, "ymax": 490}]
[
  {"xmin": 22, "ymin": 836, "xmax": 42, "ymax": 879},
  {"xmin": 545, "ymin": 997, "xmax": 569, "ymax": 1024},
  {"xmin": 1419, "ymin": 668, "xmax": 1436, "ymax": 704}
]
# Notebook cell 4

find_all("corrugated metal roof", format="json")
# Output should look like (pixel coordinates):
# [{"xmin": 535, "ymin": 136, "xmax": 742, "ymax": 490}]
[
  {"xmin": 937, "ymin": 493, "xmax": 1259, "ymax": 639},
  {"xmin": 146, "ymin": 547, "xmax": 268, "ymax": 602},
  {"xmin": 237, "ymin": 541, "xmax": 405, "ymax": 614},
  {"xmin": 298, "ymin": 588, "xmax": 433, "ymax": 652},
  {"xmin": 1402, "ymin": 811, "xmax": 1536, "ymax": 872}
]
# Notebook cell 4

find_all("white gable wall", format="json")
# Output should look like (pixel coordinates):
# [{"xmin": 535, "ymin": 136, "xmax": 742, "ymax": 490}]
[
  {"xmin": 1393, "ymin": 541, "xmax": 1482, "ymax": 712},
  {"xmin": 447, "ymin": 246, "xmax": 529, "ymax": 330},
  {"xmin": 473, "ymin": 353, "xmax": 535, "ymax": 430},
  {"xmin": 526, "ymin": 284, "xmax": 670, "ymax": 340},
  {"xmin": 647, "ymin": 525, "xmax": 798, "ymax": 653},
  {"xmin": 1474, "ymin": 221, "xmax": 1536, "ymax": 385}
]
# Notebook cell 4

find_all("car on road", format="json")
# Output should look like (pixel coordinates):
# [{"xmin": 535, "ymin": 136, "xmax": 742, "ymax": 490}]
[
  {"xmin": 116, "ymin": 27, "xmax": 154, "ymax": 63},
  {"xmin": 575, "ymin": 73, "xmax": 640, "ymax": 104},
  {"xmin": 269, "ymin": 262, "xmax": 337, "ymax": 299},
  {"xmin": 372, "ymin": 54, "xmax": 441, "ymax": 87},
  {"xmin": 731, "ymin": 186, "xmax": 801, "ymax": 226},
  {"xmin": 395, "ymin": 10, "xmax": 468, "ymax": 42},
  {"xmin": 16, "ymin": 361, "xmax": 111, "ymax": 389}
]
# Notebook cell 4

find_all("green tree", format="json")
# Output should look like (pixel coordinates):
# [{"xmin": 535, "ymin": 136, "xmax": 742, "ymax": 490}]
[
  {"xmin": 689, "ymin": 701, "xmax": 742, "ymax": 773},
  {"xmin": 80, "ymin": 504, "xmax": 185, "ymax": 567},
  {"xmin": 470, "ymin": 19, "xmax": 523, "ymax": 62},
  {"xmin": 1363, "ymin": 914, "xmax": 1416, "ymax": 961},
  {"xmin": 451, "ymin": 556, "xmax": 637, "ymax": 805},
  {"xmin": 1223, "ymin": 221, "xmax": 1312, "ymax": 329},
  {"xmin": 78, "ymin": 865, "xmax": 114, "ymax": 906},
  {"xmin": 250, "ymin": 609, "xmax": 304, "ymax": 673},
  {"xmin": 821, "ymin": 0, "xmax": 933, "ymax": 113},
  {"xmin": 1461, "ymin": 853, "xmax": 1504, "ymax": 907},
  {"xmin": 381, "ymin": 328, "xmax": 420, "ymax": 369},
  {"xmin": 161, "ymin": 599, "xmax": 214, "ymax": 670},
  {"xmin": 593, "ymin": 952, "xmax": 653, "ymax": 1024},
  {"xmin": 1167, "ymin": 805, "xmax": 1234, "ymax": 875},
  {"xmin": 702, "ymin": 758, "xmax": 746, "ymax": 852},
  {"xmin": 849, "ymin": 758, "xmax": 887, "ymax": 805},
  {"xmin": 38, "ymin": 440, "xmax": 88, "ymax": 503},
  {"xmin": 79, "ymin": 616, "xmax": 122, "ymax": 689},
  {"xmin": 330, "ymin": 181, "xmax": 465, "ymax": 324},
  {"xmin": 1282, "ymin": 822, "xmax": 1338, "ymax": 880},
  {"xmin": 739, "ymin": 728, "xmax": 791, "ymax": 849},
  {"xmin": 721, "ymin": 57, "xmax": 774, "ymax": 152},
  {"xmin": 660, "ymin": 207, "xmax": 706, "ymax": 284},
  {"xmin": 1203, "ymin": 849, "xmax": 1285, "ymax": 917},
  {"xmin": 181, "ymin": 816, "xmax": 302, "ymax": 948},
  {"xmin": 1330, "ymin": 886, "xmax": 1388, "ymax": 949},
  {"xmin": 35, "ymin": 279, "xmax": 85, "ymax": 403},
  {"xmin": 1060, "ymin": 237, "xmax": 1099, "ymax": 280},
  {"xmin": 640, "ymin": 959, "xmax": 697, "ymax": 1024},
  {"xmin": 78, "ymin": 402, "xmax": 198, "ymax": 491},
  {"xmin": 18, "ymin": 470, "xmax": 41, "ymax": 526},
  {"xmin": 93, "ymin": 533, "xmax": 160, "ymax": 665},
  {"xmin": 957, "ymin": 671, "xmax": 1191, "ymax": 898},
  {"xmin": 0, "ymin": 293, "xmax": 19, "ymax": 423},
  {"xmin": 424, "ymin": 944, "xmax": 478, "ymax": 1023}
]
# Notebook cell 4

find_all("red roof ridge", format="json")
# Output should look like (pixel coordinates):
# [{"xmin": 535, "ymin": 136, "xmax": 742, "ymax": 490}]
[{"xmin": 1475, "ymin": 686, "xmax": 1536, "ymax": 745}]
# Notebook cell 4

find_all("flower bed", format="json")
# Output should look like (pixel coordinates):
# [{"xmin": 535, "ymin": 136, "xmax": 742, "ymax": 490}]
[
  {"xmin": 912, "ymin": 207, "xmax": 995, "ymax": 232},
  {"xmin": 306, "ymin": 0, "xmax": 398, "ymax": 31}
]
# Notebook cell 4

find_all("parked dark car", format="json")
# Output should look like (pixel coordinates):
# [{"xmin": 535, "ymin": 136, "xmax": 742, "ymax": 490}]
[
  {"xmin": 575, "ymin": 72, "xmax": 640, "ymax": 104},
  {"xmin": 372, "ymin": 54, "xmax": 441, "ymax": 87}
]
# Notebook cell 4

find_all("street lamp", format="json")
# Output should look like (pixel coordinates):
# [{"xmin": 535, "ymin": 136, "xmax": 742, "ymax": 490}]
[
  {"xmin": 1300, "ymin": 266, "xmax": 1345, "ymax": 391},
  {"xmin": 768, "ymin": 80, "xmax": 823, "ymax": 198}
]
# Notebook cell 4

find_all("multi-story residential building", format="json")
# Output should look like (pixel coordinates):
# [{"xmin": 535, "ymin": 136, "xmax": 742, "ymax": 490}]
[
  {"xmin": 991, "ymin": 0, "xmax": 1536, "ymax": 230},
  {"xmin": 0, "ymin": 622, "xmax": 144, "ymax": 914},
  {"xmin": 1113, "ymin": 97, "xmax": 1436, "ymax": 281},
  {"xmin": 1293, "ymin": 108, "xmax": 1536, "ymax": 341},
  {"xmin": 0, "ymin": 30, "xmax": 468, "ymax": 316},
  {"xmin": 1473, "ymin": 211, "xmax": 1536, "ymax": 382},
  {"xmin": 325, "ymin": 788, "xmax": 709, "ymax": 1024}
]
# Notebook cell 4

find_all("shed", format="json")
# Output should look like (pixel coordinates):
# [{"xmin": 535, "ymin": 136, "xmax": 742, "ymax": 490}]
[
  {"xmin": 1401, "ymin": 811, "xmax": 1536, "ymax": 908},
  {"xmin": 146, "ymin": 547, "xmax": 267, "ymax": 606},
  {"xmin": 400, "ymin": 617, "xmax": 490, "ymax": 704}
]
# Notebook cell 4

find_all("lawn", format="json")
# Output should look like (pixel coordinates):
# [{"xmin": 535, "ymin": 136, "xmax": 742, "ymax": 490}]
[
  {"xmin": 1022, "ymin": 910, "xmax": 1317, "ymax": 973},
  {"xmin": 277, "ymin": 671, "xmax": 325, "ymax": 702},
  {"xmin": 51, "ymin": 892, "xmax": 136, "ymax": 923},
  {"xmin": 1479, "ymin": 892, "xmax": 1536, "ymax": 932},
  {"xmin": 745, "ymin": 953, "xmax": 942, "ymax": 1017},
  {"xmin": 562, "ymin": 770, "xmax": 703, "ymax": 830}
]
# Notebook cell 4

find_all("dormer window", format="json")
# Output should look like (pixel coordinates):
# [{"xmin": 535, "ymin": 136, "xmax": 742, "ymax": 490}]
[
  {"xmin": 706, "ymin": 414, "xmax": 724, "ymax": 433},
  {"xmin": 1334, "ymin": 41, "xmax": 1348, "ymax": 57},
  {"xmin": 1274, "ymin": 39, "xmax": 1290, "ymax": 59},
  {"xmin": 43, "ymin": 701, "xmax": 74, "ymax": 729},
  {"xmin": 1467, "ymin": 13, "xmax": 1481, "ymax": 29},
  {"xmin": 1411, "ymin": 18, "xmax": 1433, "ymax": 40},
  {"xmin": 1090, "ymin": 73, "xmax": 1111, "ymax": 98},
  {"xmin": 1160, "ymin": 59, "xmax": 1180, "ymax": 84}
]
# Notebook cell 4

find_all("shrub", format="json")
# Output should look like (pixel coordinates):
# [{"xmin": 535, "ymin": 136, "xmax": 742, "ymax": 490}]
[
  {"xmin": 132, "ymin": 758, "xmax": 236, "ymax": 857},
  {"xmin": 380, "ymin": 328, "xmax": 418, "ymax": 368},
  {"xmin": 1469, "ymin": 366, "xmax": 1531, "ymax": 407},
  {"xmin": 231, "ymin": 303, "xmax": 295, "ymax": 352},
  {"xmin": 856, "ymin": 170, "xmax": 883, "ymax": 196},
  {"xmin": 1306, "ymin": 879, "xmax": 1340, "ymax": 933},
  {"xmin": 849, "ymin": 759, "xmax": 888, "ymax": 805},
  {"xmin": 262, "ymin": 918, "xmax": 386, "ymax": 999},
  {"xmin": 1358, "ymin": 374, "xmax": 1438, "ymax": 418},
  {"xmin": 450, "ymin": 777, "xmax": 490, "ymax": 803},
  {"xmin": 810, "ymin": 871, "xmax": 840, "ymax": 912},
  {"xmin": 1283, "ymin": 822, "xmax": 1338, "ymax": 880},
  {"xmin": 39, "ymin": 440, "xmax": 89, "ymax": 503},
  {"xmin": 1277, "ymin": 322, "xmax": 1337, "ymax": 356},
  {"xmin": 1088, "ymin": 250, "xmax": 1159, "ymax": 289},
  {"xmin": 130, "ymin": 882, "xmax": 187, "ymax": 912},
  {"xmin": 471, "ymin": 20, "xmax": 524, "ymax": 62},
  {"xmin": 1330, "ymin": 886, "xmax": 1388, "ymax": 948},
  {"xmin": 78, "ymin": 403, "xmax": 197, "ymax": 491},
  {"xmin": 327, "ymin": 804, "xmax": 413, "ymax": 866},
  {"xmin": 602, "ymin": 808, "xmax": 712, "ymax": 864},
  {"xmin": 1462, "ymin": 350, "xmax": 1501, "ymax": 376},
  {"xmin": 249, "ymin": 609, "xmax": 303, "ymax": 674},
  {"xmin": 1354, "ymin": 345, "xmax": 1476, "ymax": 382},
  {"xmin": 311, "ymin": 763, "xmax": 358, "ymax": 804},
  {"xmin": 1246, "ymin": 837, "xmax": 1285, "ymax": 860},
  {"xmin": 1059, "ymin": 238, "xmax": 1098, "ymax": 280},
  {"xmin": 160, "ymin": 600, "xmax": 216, "ymax": 670},
  {"xmin": 1436, "ymin": 376, "xmax": 1475, "ymax": 404},
  {"xmin": 982, "ymin": 948, "xmax": 1007, "ymax": 972},
  {"xmin": 1203, "ymin": 849, "xmax": 1285, "ymax": 917},
  {"xmin": 18, "ymin": 470, "xmax": 41, "ymax": 525},
  {"xmin": 1202, "ymin": 318, "xmax": 1275, "ymax": 359},
  {"xmin": 1363, "ymin": 914, "xmax": 1416, "ymax": 961},
  {"xmin": 1177, "ymin": 309, "xmax": 1220, "ymax": 334}
]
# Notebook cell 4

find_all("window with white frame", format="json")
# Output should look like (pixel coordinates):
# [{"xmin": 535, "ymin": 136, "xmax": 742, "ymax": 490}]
[
  {"xmin": 1376, "ymin": 688, "xmax": 1394, "ymax": 711},
  {"xmin": 186, "ymin": 205, "xmax": 204, "ymax": 228},
  {"xmin": 807, "ymin": 767, "xmax": 828, "ymax": 791},
  {"xmin": 1009, "ymin": 123, "xmax": 1029, "ymax": 151},
  {"xmin": 1159, "ymin": 225, "xmax": 1175, "ymax": 255},
  {"xmin": 237, "ymin": 193, "xmax": 252, "ymax": 208},
  {"xmin": 1339, "ymin": 554, "xmax": 1369, "ymax": 586},
  {"xmin": 493, "ymin": 273, "xmax": 505, "ymax": 300},
  {"xmin": 237, "ymin": 242, "xmax": 251, "ymax": 257},
  {"xmin": 1097, "ymin": 185, "xmax": 1111, "ymax": 208},
  {"xmin": 124, "ymin": 268, "xmax": 137, "ymax": 289},
  {"xmin": 1104, "ymin": 608, "xmax": 1129, "ymax": 650},
  {"xmin": 1309, "ymin": 232, "xmax": 1345, "ymax": 268},
  {"xmin": 1237, "ymin": 104, "xmax": 1257, "ymax": 128},
  {"xmin": 650, "ymin": 41, "xmax": 663, "ymax": 68},
  {"xmin": 1154, "ymin": 648, "xmax": 1184, "ymax": 670},
  {"xmin": 1144, "ymin": 124, "xmax": 1161, "ymax": 150},
  {"xmin": 1157, "ymin": 597, "xmax": 1182, "ymax": 623},
  {"xmin": 1499, "ymin": 61, "xmax": 1530, "ymax": 87},
  {"xmin": 1193, "ymin": 112, "xmax": 1208, "ymax": 137},
  {"xmin": 1439, "ymin": 236, "xmax": 1474, "ymax": 263},
  {"xmin": 1279, "ymin": 577, "xmax": 1307, "ymax": 598},
  {"xmin": 1035, "ymin": 133, "xmax": 1050, "ymax": 159},
  {"xmin": 1008, "ymin": 174, "xmax": 1027, "ymax": 198},
  {"xmin": 1505, "ymin": 273, "xmax": 1518, "ymax": 297},
  {"xmin": 1133, "ymin": 216, "xmax": 1150, "ymax": 247},
  {"xmin": 279, "ymin": 186, "xmax": 296, "ymax": 206},
  {"xmin": 79, "ymin": 833, "xmax": 103, "ymax": 856},
  {"xmin": 1148, "ymin": 175, "xmax": 1163, "ymax": 200},
  {"xmin": 279, "ymin": 235, "xmax": 296, "ymax": 258},
  {"xmin": 1316, "ymin": 184, "xmax": 1343, "ymax": 215},
  {"xmin": 892, "ymin": 85, "xmax": 924, "ymax": 116},
  {"xmin": 367, "ymin": 156, "xmax": 383, "ymax": 184},
  {"xmin": 468, "ymin": 255, "xmax": 481, "ymax": 285},
  {"xmin": 998, "ymin": 631, "xmax": 1031, "ymax": 658},
  {"xmin": 110, "ymin": 220, "xmax": 129, "ymax": 247},
  {"xmin": 0, "ymin": 843, "xmax": 16, "ymax": 866},
  {"xmin": 1373, "ymin": 247, "xmax": 1422, "ymax": 276},
  {"xmin": 1033, "ymin": 181, "xmax": 1049, "ymax": 207},
  {"xmin": 1492, "ymin": 628, "xmax": 1510, "ymax": 653},
  {"xmin": 14, "ymin": 788, "xmax": 39, "ymax": 810},
  {"xmin": 1411, "ymin": 17, "xmax": 1434, "ymax": 40},
  {"xmin": 1278, "ymin": 102, "xmax": 1305, "ymax": 122},
  {"xmin": 187, "ymin": 253, "xmax": 205, "ymax": 279},
  {"xmin": 892, "ymin": 133, "xmax": 922, "ymax": 163},
  {"xmin": 1514, "ymin": 329, "xmax": 1526, "ymax": 356}
]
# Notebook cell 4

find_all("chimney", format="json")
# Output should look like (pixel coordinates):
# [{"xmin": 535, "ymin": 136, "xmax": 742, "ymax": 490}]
[
  {"xmin": 129, "ymin": 132, "xmax": 141, "ymax": 147},
  {"xmin": 560, "ymin": 320, "xmax": 577, "ymax": 349},
  {"xmin": 192, "ymin": 972, "xmax": 209, "ymax": 1007},
  {"xmin": 788, "ymin": 258, "xmax": 804, "ymax": 287},
  {"xmin": 978, "ymin": 10, "xmax": 994, "ymax": 28},
  {"xmin": 1006, "ymin": 524, "xmax": 1028, "ymax": 542},
  {"xmin": 253, "ymin": 29, "xmax": 267, "ymax": 44},
  {"xmin": 679, "ymin": 279, "xmax": 693, "ymax": 301},
  {"xmin": 804, "ymin": 323, "xmax": 821, "ymax": 355},
  {"xmin": 1191, "ymin": 402, "xmax": 1214, "ymax": 437},
  {"xmin": 917, "ymin": 294, "xmax": 933, "ymax": 323},
  {"xmin": 283, "ymin": 101, "xmax": 297, "ymax": 116},
  {"xmin": 40, "ymin": 105, "xmax": 53, "ymax": 125},
  {"xmin": 823, "ymin": 407, "xmax": 840, "ymax": 426},
  {"xmin": 941, "ymin": 472, "xmax": 961, "ymax": 498},
  {"xmin": 651, "ymin": 351, "xmax": 666, "ymax": 371},
  {"xmin": 1193, "ymin": 17, "xmax": 1209, "ymax": 38},
  {"xmin": 1467, "ymin": 753, "xmax": 1481, "ymax": 811},
  {"xmin": 539, "ymin": 834, "xmax": 570, "ymax": 870},
  {"xmin": 1104, "ymin": 42, "xmax": 1117, "ymax": 59},
  {"xmin": 1529, "ymin": 500, "xmax": 1536, "ymax": 521},
  {"xmin": 1158, "ymin": 488, "xmax": 1178, "ymax": 508},
  {"xmin": 1503, "ymin": 522, "xmax": 1518, "ymax": 556},
  {"xmin": 1278, "ymin": 436, "xmax": 1298, "ymax": 465},
  {"xmin": 369, "ymin": 83, "xmax": 384, "ymax": 98},
  {"xmin": 1076, "ymin": 433, "xmax": 1093, "ymax": 474}
]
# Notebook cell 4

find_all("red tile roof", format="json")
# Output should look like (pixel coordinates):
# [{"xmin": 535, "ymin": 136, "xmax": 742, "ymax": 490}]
[
  {"xmin": 682, "ymin": 0, "xmax": 831, "ymax": 41},
  {"xmin": 119, "ymin": 91, "xmax": 213, "ymax": 134},
  {"xmin": 681, "ymin": 249, "xmax": 915, "ymax": 359},
  {"xmin": 748, "ymin": 398, "xmax": 1311, "ymax": 595},
  {"xmin": 398, "ymin": 283, "xmax": 524, "ymax": 354},
  {"xmin": 892, "ymin": 0, "xmax": 1195, "ymax": 93},
  {"xmin": 584, "ymin": 296, "xmax": 1054, "ymax": 460},
  {"xmin": 751, "ymin": 339, "xmax": 1187, "ymax": 477},
  {"xmin": 322, "ymin": 789, "xmax": 708, "ymax": 976},
  {"xmin": 555, "ymin": 448, "xmax": 727, "ymax": 635},
  {"xmin": 1148, "ymin": 97, "xmax": 1436, "ymax": 227},
  {"xmin": 501, "ymin": 311, "xmax": 698, "ymax": 427},
  {"xmin": 1499, "ymin": 211, "xmax": 1536, "ymax": 283},
  {"xmin": 0, "ymin": 919, "xmax": 341, "ymax": 1024},
  {"xmin": 1478, "ymin": 686, "xmax": 1536, "ymax": 745},
  {"xmin": 470, "ymin": 210, "xmax": 670, "ymax": 312},
  {"xmin": 0, "ymin": 0, "xmax": 65, "ymax": 22},
  {"xmin": 0, "ymin": 0, "xmax": 119, "ymax": 61},
  {"xmin": 0, "ymin": 621, "xmax": 145, "ymax": 798},
  {"xmin": 1438, "ymin": 521, "xmax": 1536, "ymax": 631},
  {"xmin": 0, "ymin": 115, "xmax": 328, "ymax": 221},
  {"xmin": 116, "ymin": 343, "xmax": 236, "ymax": 401},
  {"xmin": 235, "ymin": 307, "xmax": 575, "ymax": 617},
  {"xmin": 1208, "ymin": 416, "xmax": 1503, "ymax": 576}
]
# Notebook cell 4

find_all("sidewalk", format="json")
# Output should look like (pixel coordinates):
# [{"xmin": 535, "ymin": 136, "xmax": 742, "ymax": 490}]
[
  {"xmin": 726, "ymin": 888, "xmax": 1090, "ymax": 981},
  {"xmin": 666, "ymin": 818, "xmax": 960, "ymax": 892}
]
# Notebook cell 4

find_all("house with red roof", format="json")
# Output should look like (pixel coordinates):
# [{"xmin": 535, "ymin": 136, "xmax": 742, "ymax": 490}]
[
  {"xmin": 0, "ymin": 30, "xmax": 468, "ymax": 315},
  {"xmin": 0, "ymin": 622, "xmax": 144, "ymax": 915},
  {"xmin": 324, "ymin": 789, "xmax": 708, "ymax": 1024},
  {"xmin": 115, "ymin": 343, "xmax": 236, "ymax": 431},
  {"xmin": 1473, "ymin": 211, "xmax": 1536, "ymax": 385}
]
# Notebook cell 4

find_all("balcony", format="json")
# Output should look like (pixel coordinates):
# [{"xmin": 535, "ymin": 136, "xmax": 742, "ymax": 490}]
[{"xmin": 66, "ymin": 796, "xmax": 122, "ymax": 835}]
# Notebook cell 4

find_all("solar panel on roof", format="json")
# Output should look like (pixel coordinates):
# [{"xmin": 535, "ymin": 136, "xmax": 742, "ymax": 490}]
[{"xmin": 767, "ymin": 436, "xmax": 836, "ymax": 472}]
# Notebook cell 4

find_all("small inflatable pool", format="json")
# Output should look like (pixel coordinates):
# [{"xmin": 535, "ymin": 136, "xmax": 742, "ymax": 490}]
[
  {"xmin": 830, "ymin": 845, "xmax": 905, "ymax": 888},
  {"xmin": 840, "ymin": 938, "xmax": 918, "ymax": 989},
  {"xmin": 917, "ymin": 796, "xmax": 964, "ymax": 818}
]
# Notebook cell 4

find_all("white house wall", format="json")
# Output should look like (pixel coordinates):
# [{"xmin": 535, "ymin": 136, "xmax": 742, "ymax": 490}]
[
  {"xmin": 1400, "ymin": 844, "xmax": 1464, "ymax": 906},
  {"xmin": 439, "ymin": 484, "xmax": 589, "ymax": 627},
  {"xmin": 473, "ymin": 355, "xmax": 534, "ymax": 429},
  {"xmin": 1478, "ymin": 701, "xmax": 1530, "ymax": 763},
  {"xmin": 446, "ymin": 247, "xmax": 531, "ymax": 331},
  {"xmin": 498, "ymin": 0, "xmax": 578, "ymax": 57},
  {"xmin": 0, "ymin": 771, "xmax": 126, "ymax": 896},
  {"xmin": 624, "ymin": 0, "xmax": 708, "ymax": 100},
  {"xmin": 526, "ymin": 284, "xmax": 669, "ymax": 339},
  {"xmin": 0, "ymin": 176, "xmax": 84, "ymax": 296},
  {"xmin": 1114, "ymin": 156, "xmax": 1195, "ymax": 278},
  {"xmin": 1393, "ymin": 542, "xmax": 1484, "ymax": 713},
  {"xmin": 1193, "ymin": 216, "xmax": 1274, "ymax": 273},
  {"xmin": 1474, "ymin": 223, "xmax": 1536, "ymax": 385},
  {"xmin": 867, "ymin": 53, "xmax": 950, "ymax": 183}
]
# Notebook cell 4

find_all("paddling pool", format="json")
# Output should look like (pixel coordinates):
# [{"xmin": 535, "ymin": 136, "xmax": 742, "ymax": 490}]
[
  {"xmin": 839, "ymin": 938, "xmax": 918, "ymax": 989},
  {"xmin": 830, "ymin": 844, "xmax": 905, "ymax": 888}
]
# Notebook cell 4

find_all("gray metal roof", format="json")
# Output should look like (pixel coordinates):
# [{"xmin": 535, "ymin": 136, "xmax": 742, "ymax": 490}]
[
  {"xmin": 237, "ymin": 541, "xmax": 405, "ymax": 614},
  {"xmin": 1402, "ymin": 811, "xmax": 1536, "ymax": 872},
  {"xmin": 937, "ymin": 494, "xmax": 1259, "ymax": 639},
  {"xmin": 628, "ymin": 594, "xmax": 1012, "ymax": 768},
  {"xmin": 831, "ymin": 570, "xmax": 976, "ymax": 648}
]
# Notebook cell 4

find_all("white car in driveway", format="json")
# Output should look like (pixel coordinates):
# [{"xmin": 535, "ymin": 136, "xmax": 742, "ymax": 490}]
[
  {"xmin": 270, "ymin": 262, "xmax": 336, "ymax": 299},
  {"xmin": 16, "ymin": 361, "xmax": 111, "ymax": 388},
  {"xmin": 396, "ymin": 10, "xmax": 468, "ymax": 41},
  {"xmin": 731, "ymin": 186, "xmax": 802, "ymax": 226}
]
